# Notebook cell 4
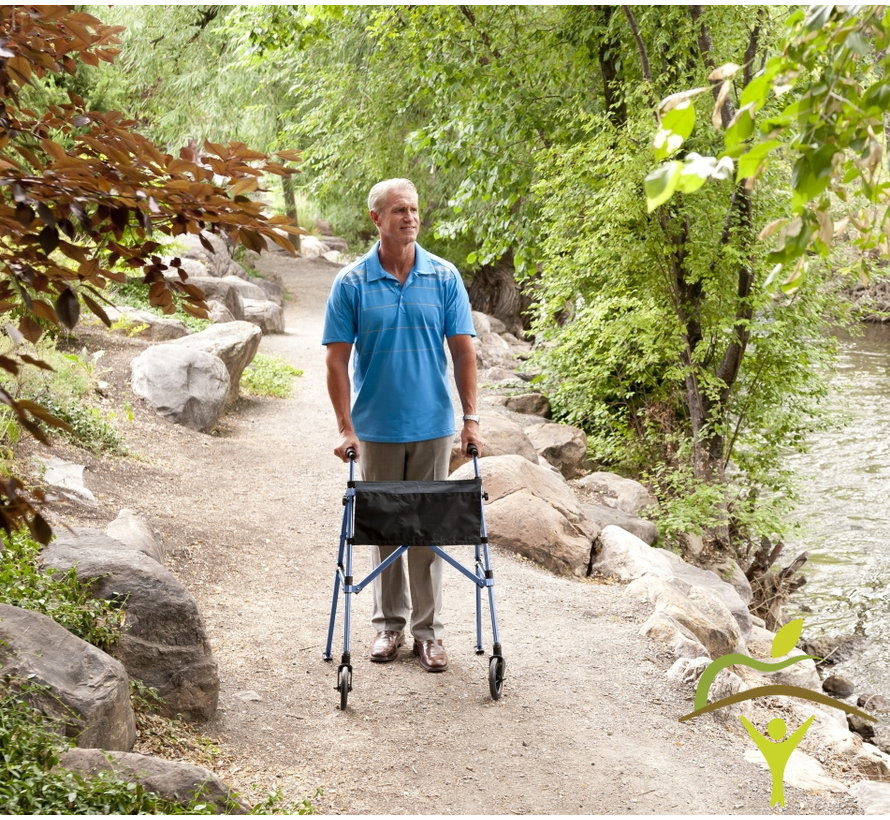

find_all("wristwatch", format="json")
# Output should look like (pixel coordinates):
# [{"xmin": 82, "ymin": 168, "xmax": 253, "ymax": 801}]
[{"xmin": 462, "ymin": 414, "xmax": 480, "ymax": 424}]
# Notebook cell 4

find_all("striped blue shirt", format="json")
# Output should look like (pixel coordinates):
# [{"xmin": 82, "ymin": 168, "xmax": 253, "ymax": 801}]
[{"xmin": 322, "ymin": 241, "xmax": 476, "ymax": 443}]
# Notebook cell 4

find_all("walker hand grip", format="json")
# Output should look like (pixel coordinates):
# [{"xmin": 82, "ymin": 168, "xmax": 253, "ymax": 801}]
[
  {"xmin": 345, "ymin": 447, "xmax": 357, "ymax": 461},
  {"xmin": 467, "ymin": 444, "xmax": 479, "ymax": 457}
]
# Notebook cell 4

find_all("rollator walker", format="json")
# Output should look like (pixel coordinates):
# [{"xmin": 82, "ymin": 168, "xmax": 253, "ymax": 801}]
[{"xmin": 323, "ymin": 444, "xmax": 506, "ymax": 709}]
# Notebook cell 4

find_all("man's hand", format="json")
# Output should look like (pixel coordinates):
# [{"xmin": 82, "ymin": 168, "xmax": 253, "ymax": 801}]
[
  {"xmin": 334, "ymin": 433, "xmax": 360, "ymax": 463},
  {"xmin": 461, "ymin": 420, "xmax": 484, "ymax": 458}
]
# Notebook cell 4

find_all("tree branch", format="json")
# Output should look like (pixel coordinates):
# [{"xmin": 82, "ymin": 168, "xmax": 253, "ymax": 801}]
[{"xmin": 622, "ymin": 6, "xmax": 657, "ymax": 110}]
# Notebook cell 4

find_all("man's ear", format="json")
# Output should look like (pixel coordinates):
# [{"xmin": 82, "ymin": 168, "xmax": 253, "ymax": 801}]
[{"xmin": 369, "ymin": 210, "xmax": 380, "ymax": 228}]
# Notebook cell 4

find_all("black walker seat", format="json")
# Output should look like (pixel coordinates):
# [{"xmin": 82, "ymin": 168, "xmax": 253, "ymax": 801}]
[{"xmin": 323, "ymin": 446, "xmax": 506, "ymax": 709}]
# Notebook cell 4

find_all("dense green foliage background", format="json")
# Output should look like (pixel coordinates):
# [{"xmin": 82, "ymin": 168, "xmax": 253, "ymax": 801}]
[{"xmin": 71, "ymin": 5, "xmax": 888, "ymax": 562}]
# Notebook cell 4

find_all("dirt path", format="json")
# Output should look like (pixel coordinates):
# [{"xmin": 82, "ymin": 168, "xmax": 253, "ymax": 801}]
[{"xmin": 53, "ymin": 253, "xmax": 859, "ymax": 815}]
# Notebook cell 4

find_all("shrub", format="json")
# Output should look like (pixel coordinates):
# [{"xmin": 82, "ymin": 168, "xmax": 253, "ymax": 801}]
[{"xmin": 0, "ymin": 529, "xmax": 122, "ymax": 650}]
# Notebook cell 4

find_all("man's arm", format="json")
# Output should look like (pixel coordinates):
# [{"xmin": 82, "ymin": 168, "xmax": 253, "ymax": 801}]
[
  {"xmin": 447, "ymin": 334, "xmax": 484, "ymax": 457},
  {"xmin": 326, "ymin": 342, "xmax": 359, "ymax": 462}
]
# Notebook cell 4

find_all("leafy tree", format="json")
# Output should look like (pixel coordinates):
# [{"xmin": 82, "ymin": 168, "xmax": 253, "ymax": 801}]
[
  {"xmin": 0, "ymin": 5, "xmax": 299, "ymax": 539},
  {"xmin": 645, "ymin": 5, "xmax": 890, "ymax": 288},
  {"xmin": 529, "ymin": 6, "xmax": 845, "ymax": 561}
]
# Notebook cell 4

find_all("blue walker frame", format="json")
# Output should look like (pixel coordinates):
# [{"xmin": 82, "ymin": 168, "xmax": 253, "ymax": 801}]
[{"xmin": 322, "ymin": 445, "xmax": 506, "ymax": 709}]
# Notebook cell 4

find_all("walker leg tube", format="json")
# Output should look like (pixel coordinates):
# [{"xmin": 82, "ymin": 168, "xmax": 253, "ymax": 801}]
[
  {"xmin": 474, "ymin": 546, "xmax": 484, "ymax": 654},
  {"xmin": 483, "ymin": 542, "xmax": 502, "ymax": 648},
  {"xmin": 323, "ymin": 569, "xmax": 341, "ymax": 661}
]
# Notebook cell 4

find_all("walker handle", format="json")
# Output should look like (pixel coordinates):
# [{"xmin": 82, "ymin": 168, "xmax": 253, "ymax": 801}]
[
  {"xmin": 467, "ymin": 443, "xmax": 479, "ymax": 458},
  {"xmin": 345, "ymin": 447, "xmax": 357, "ymax": 461}
]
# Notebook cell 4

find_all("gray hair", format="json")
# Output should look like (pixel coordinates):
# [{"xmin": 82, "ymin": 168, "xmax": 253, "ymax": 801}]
[{"xmin": 367, "ymin": 178, "xmax": 417, "ymax": 213}]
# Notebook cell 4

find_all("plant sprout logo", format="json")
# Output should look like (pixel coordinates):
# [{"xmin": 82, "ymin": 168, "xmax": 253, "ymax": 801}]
[{"xmin": 679, "ymin": 618, "xmax": 877, "ymax": 807}]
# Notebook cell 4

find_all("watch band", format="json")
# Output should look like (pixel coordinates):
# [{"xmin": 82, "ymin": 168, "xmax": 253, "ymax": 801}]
[{"xmin": 462, "ymin": 414, "xmax": 480, "ymax": 424}]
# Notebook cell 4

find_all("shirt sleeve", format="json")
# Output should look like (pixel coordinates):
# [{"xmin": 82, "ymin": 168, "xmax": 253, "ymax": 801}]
[
  {"xmin": 444, "ymin": 268, "xmax": 476, "ymax": 338},
  {"xmin": 321, "ymin": 274, "xmax": 358, "ymax": 345}
]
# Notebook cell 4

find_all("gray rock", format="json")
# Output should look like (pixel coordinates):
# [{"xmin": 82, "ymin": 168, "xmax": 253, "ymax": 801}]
[
  {"xmin": 0, "ymin": 604, "xmax": 135, "ymax": 750},
  {"xmin": 449, "ymin": 411, "xmax": 538, "ymax": 472},
  {"xmin": 849, "ymin": 714, "xmax": 877, "ymax": 740},
  {"xmin": 593, "ymin": 525, "xmax": 751, "ymax": 642},
  {"xmin": 472, "ymin": 311, "xmax": 492, "ymax": 335},
  {"xmin": 631, "ymin": 575, "xmax": 745, "ymax": 658},
  {"xmin": 851, "ymin": 781, "xmax": 890, "ymax": 815},
  {"xmin": 169, "ymin": 321, "xmax": 261, "ymax": 406},
  {"xmin": 33, "ymin": 454, "xmax": 97, "ymax": 506},
  {"xmin": 220, "ymin": 275, "xmax": 267, "ymax": 301},
  {"xmin": 207, "ymin": 299, "xmax": 236, "ymax": 324},
  {"xmin": 451, "ymin": 454, "xmax": 596, "ymax": 577},
  {"xmin": 581, "ymin": 502, "xmax": 657, "ymax": 545},
  {"xmin": 41, "ymin": 537, "xmax": 219, "ymax": 722},
  {"xmin": 170, "ymin": 275, "xmax": 244, "ymax": 319},
  {"xmin": 131, "ymin": 345, "xmax": 230, "ymax": 432},
  {"xmin": 105, "ymin": 509, "xmax": 166, "ymax": 564},
  {"xmin": 503, "ymin": 392, "xmax": 551, "ymax": 418},
  {"xmin": 571, "ymin": 472, "xmax": 656, "ymax": 516},
  {"xmin": 823, "ymin": 674, "xmax": 856, "ymax": 699},
  {"xmin": 105, "ymin": 306, "xmax": 190, "ymax": 341},
  {"xmin": 256, "ymin": 278, "xmax": 284, "ymax": 306},
  {"xmin": 859, "ymin": 693, "xmax": 890, "ymax": 713},
  {"xmin": 241, "ymin": 298, "xmax": 285, "ymax": 334},
  {"xmin": 474, "ymin": 331, "xmax": 516, "ymax": 369},
  {"xmin": 744, "ymin": 625, "xmax": 822, "ymax": 690},
  {"xmin": 58, "ymin": 748, "xmax": 247, "ymax": 813}
]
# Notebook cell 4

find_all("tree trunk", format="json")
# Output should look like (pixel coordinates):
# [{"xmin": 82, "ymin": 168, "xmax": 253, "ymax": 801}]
[
  {"xmin": 281, "ymin": 174, "xmax": 301, "ymax": 253},
  {"xmin": 467, "ymin": 259, "xmax": 532, "ymax": 337}
]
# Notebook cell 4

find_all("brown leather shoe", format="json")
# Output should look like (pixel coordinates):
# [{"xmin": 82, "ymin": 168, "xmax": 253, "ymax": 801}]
[
  {"xmin": 369, "ymin": 630, "xmax": 403, "ymax": 663},
  {"xmin": 413, "ymin": 639, "xmax": 449, "ymax": 672}
]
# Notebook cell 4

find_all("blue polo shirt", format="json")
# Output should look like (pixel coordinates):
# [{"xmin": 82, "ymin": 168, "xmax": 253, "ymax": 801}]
[{"xmin": 322, "ymin": 241, "xmax": 475, "ymax": 443}]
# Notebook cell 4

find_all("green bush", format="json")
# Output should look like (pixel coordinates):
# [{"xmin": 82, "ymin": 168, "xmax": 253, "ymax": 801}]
[
  {"xmin": 0, "ymin": 529, "xmax": 122, "ymax": 651},
  {"xmin": 0, "ymin": 687, "xmax": 221, "ymax": 814},
  {"xmin": 0, "ymin": 341, "xmax": 124, "ymax": 454},
  {"xmin": 241, "ymin": 354, "xmax": 303, "ymax": 398}
]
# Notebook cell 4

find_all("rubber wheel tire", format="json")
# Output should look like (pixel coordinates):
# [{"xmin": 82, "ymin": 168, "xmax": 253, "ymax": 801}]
[
  {"xmin": 488, "ymin": 655, "xmax": 506, "ymax": 700},
  {"xmin": 338, "ymin": 665, "xmax": 351, "ymax": 711}
]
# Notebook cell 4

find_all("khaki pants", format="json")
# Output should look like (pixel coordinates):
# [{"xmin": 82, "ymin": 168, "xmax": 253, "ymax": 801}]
[{"xmin": 360, "ymin": 436, "xmax": 452, "ymax": 641}]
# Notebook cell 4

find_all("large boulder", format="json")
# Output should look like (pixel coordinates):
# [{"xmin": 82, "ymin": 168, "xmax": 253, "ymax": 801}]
[
  {"xmin": 105, "ymin": 508, "xmax": 166, "ymax": 564},
  {"xmin": 169, "ymin": 275, "xmax": 245, "ymax": 319},
  {"xmin": 41, "ymin": 531, "xmax": 219, "ymax": 722},
  {"xmin": 451, "ymin": 454, "xmax": 596, "ymax": 577},
  {"xmin": 503, "ymin": 392, "xmax": 551, "ymax": 418},
  {"xmin": 581, "ymin": 502, "xmax": 658, "ymax": 545},
  {"xmin": 474, "ymin": 331, "xmax": 516, "ymax": 369},
  {"xmin": 449, "ymin": 411, "xmax": 538, "ymax": 472},
  {"xmin": 571, "ymin": 471, "xmax": 657, "ymax": 517},
  {"xmin": 104, "ymin": 306, "xmax": 189, "ymax": 341},
  {"xmin": 172, "ymin": 232, "xmax": 236, "ymax": 279},
  {"xmin": 592, "ymin": 525, "xmax": 751, "ymax": 646},
  {"xmin": 241, "ymin": 298, "xmax": 285, "ymax": 334},
  {"xmin": 0, "ymin": 604, "xmax": 135, "ymax": 750},
  {"xmin": 169, "ymin": 321, "xmax": 261, "ymax": 406},
  {"xmin": 220, "ymin": 275, "xmax": 267, "ymax": 301},
  {"xmin": 131, "ymin": 345, "xmax": 230, "ymax": 432},
  {"xmin": 58, "ymin": 749, "xmax": 248, "ymax": 813},
  {"xmin": 523, "ymin": 420, "xmax": 588, "ymax": 479}
]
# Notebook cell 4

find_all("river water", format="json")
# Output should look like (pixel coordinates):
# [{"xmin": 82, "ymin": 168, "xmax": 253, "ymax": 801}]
[{"xmin": 785, "ymin": 323, "xmax": 890, "ymax": 696}]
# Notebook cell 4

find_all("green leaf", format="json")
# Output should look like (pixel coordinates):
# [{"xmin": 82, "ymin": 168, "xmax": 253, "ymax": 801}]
[
  {"xmin": 644, "ymin": 161, "xmax": 682, "ymax": 212},
  {"xmin": 661, "ymin": 101, "xmax": 696, "ymax": 141},
  {"xmin": 772, "ymin": 618, "xmax": 804, "ymax": 657},
  {"xmin": 739, "ymin": 72, "xmax": 771, "ymax": 111},
  {"xmin": 725, "ymin": 105, "xmax": 755, "ymax": 149},
  {"xmin": 736, "ymin": 139, "xmax": 782, "ymax": 180}
]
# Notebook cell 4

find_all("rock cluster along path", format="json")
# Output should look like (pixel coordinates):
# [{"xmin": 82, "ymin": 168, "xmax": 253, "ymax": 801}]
[{"xmin": 66, "ymin": 253, "xmax": 861, "ymax": 815}]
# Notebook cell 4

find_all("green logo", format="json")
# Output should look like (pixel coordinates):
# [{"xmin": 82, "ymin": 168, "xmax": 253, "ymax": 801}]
[{"xmin": 679, "ymin": 619, "xmax": 877, "ymax": 807}]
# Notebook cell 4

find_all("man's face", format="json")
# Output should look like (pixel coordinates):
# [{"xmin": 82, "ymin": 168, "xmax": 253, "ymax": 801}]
[{"xmin": 371, "ymin": 187, "xmax": 419, "ymax": 247}]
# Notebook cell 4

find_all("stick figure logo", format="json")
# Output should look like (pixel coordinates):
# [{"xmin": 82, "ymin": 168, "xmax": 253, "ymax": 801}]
[{"xmin": 679, "ymin": 619, "xmax": 877, "ymax": 807}]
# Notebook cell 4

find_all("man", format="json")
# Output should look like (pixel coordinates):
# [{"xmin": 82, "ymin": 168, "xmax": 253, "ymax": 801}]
[{"xmin": 322, "ymin": 178, "xmax": 483, "ymax": 673}]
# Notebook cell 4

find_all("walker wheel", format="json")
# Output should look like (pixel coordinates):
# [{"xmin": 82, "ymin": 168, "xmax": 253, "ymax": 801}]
[
  {"xmin": 337, "ymin": 665, "xmax": 352, "ymax": 710},
  {"xmin": 488, "ymin": 655, "xmax": 506, "ymax": 700}
]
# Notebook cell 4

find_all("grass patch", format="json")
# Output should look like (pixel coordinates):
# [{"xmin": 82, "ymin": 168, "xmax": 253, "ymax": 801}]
[{"xmin": 241, "ymin": 354, "xmax": 303, "ymax": 398}]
